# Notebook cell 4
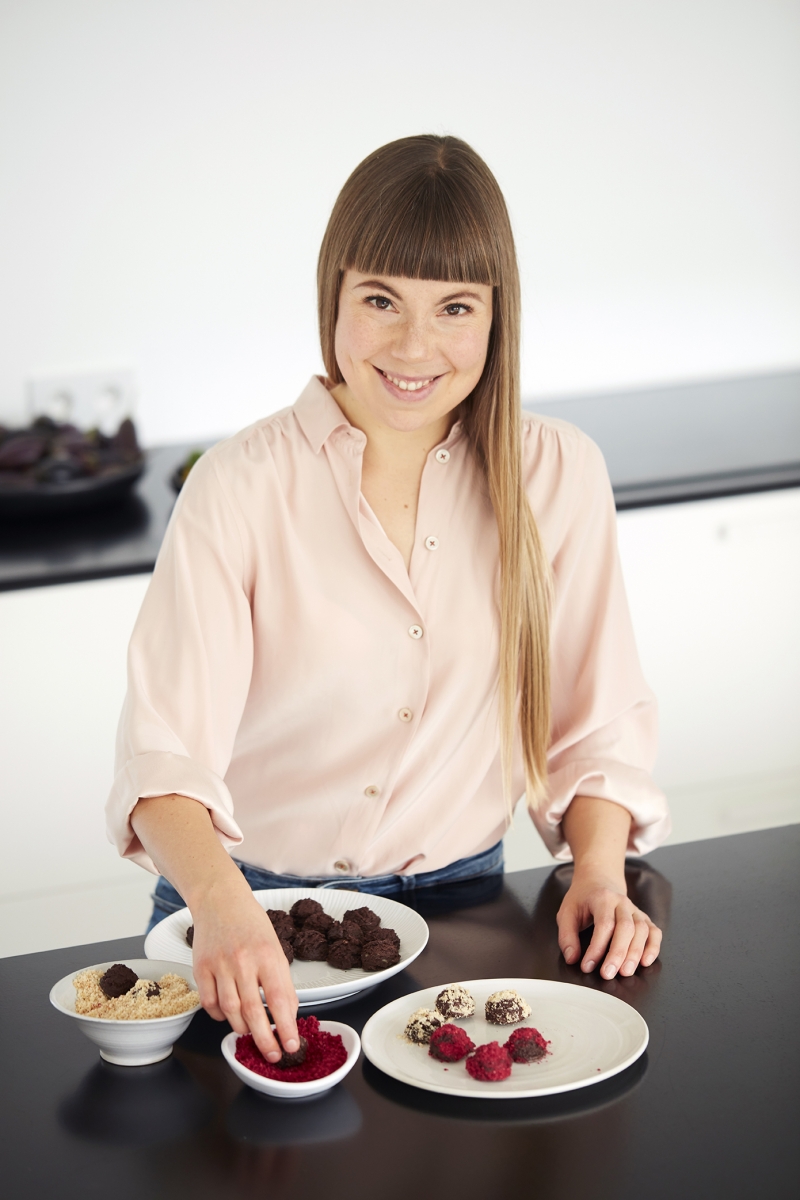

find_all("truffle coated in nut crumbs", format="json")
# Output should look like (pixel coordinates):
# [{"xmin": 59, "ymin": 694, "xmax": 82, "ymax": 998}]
[
  {"xmin": 485, "ymin": 989, "xmax": 532, "ymax": 1025},
  {"xmin": 435, "ymin": 984, "xmax": 476, "ymax": 1020},
  {"xmin": 428, "ymin": 1024, "xmax": 475, "ymax": 1062},
  {"xmin": 73, "ymin": 970, "xmax": 200, "ymax": 1019},
  {"xmin": 404, "ymin": 1008, "xmax": 444, "ymax": 1044},
  {"xmin": 98, "ymin": 964, "xmax": 139, "ymax": 998},
  {"xmin": 466, "ymin": 1042, "xmax": 513, "ymax": 1082},
  {"xmin": 293, "ymin": 929, "xmax": 329, "ymax": 961}
]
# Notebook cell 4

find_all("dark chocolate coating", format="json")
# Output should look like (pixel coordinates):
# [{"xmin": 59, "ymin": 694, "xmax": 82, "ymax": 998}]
[
  {"xmin": 327, "ymin": 939, "xmax": 362, "ymax": 970},
  {"xmin": 145, "ymin": 982, "xmax": 161, "ymax": 999},
  {"xmin": 293, "ymin": 928, "xmax": 329, "ymax": 961},
  {"xmin": 346, "ymin": 906, "xmax": 381, "ymax": 932},
  {"xmin": 267, "ymin": 910, "xmax": 296, "ymax": 941},
  {"xmin": 185, "ymin": 925, "xmax": 194, "ymax": 948},
  {"xmin": 289, "ymin": 898, "xmax": 324, "ymax": 923},
  {"xmin": 303, "ymin": 910, "xmax": 334, "ymax": 935},
  {"xmin": 275, "ymin": 1035, "xmax": 308, "ymax": 1069},
  {"xmin": 98, "ymin": 964, "xmax": 139, "ymax": 998},
  {"xmin": 363, "ymin": 926, "xmax": 399, "ymax": 949},
  {"xmin": 361, "ymin": 940, "xmax": 401, "ymax": 971},
  {"xmin": 327, "ymin": 920, "xmax": 346, "ymax": 942},
  {"xmin": 279, "ymin": 937, "xmax": 294, "ymax": 964},
  {"xmin": 341, "ymin": 921, "xmax": 364, "ymax": 945}
]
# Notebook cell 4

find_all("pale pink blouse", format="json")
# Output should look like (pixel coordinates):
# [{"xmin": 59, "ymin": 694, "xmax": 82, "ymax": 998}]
[{"xmin": 107, "ymin": 377, "xmax": 670, "ymax": 877}]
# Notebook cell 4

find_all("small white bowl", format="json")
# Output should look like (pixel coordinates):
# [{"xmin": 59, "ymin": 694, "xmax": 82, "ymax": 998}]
[
  {"xmin": 50, "ymin": 959, "xmax": 200, "ymax": 1067},
  {"xmin": 222, "ymin": 1021, "xmax": 360, "ymax": 1099}
]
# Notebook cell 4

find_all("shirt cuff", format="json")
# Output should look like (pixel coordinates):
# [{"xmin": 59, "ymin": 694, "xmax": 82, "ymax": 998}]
[
  {"xmin": 106, "ymin": 751, "xmax": 244, "ymax": 874},
  {"xmin": 530, "ymin": 759, "xmax": 672, "ymax": 861}
]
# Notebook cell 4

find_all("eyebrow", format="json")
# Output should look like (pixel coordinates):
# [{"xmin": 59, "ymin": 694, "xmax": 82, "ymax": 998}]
[{"xmin": 353, "ymin": 279, "xmax": 486, "ymax": 305}]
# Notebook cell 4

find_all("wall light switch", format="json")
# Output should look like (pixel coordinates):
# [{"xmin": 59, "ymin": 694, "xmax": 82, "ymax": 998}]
[{"xmin": 27, "ymin": 369, "xmax": 137, "ymax": 434}]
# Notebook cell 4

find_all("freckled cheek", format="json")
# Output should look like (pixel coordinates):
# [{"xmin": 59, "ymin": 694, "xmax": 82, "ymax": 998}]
[
  {"xmin": 335, "ymin": 312, "xmax": 388, "ymax": 371},
  {"xmin": 448, "ymin": 328, "xmax": 491, "ymax": 376}
]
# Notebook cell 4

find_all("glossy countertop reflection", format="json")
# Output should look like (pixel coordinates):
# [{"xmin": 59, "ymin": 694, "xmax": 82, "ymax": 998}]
[{"xmin": 1, "ymin": 825, "xmax": 797, "ymax": 1200}]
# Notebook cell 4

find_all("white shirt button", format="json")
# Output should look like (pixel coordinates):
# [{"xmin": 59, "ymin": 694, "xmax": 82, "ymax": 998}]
[
  {"xmin": 424, "ymin": 536, "xmax": 439, "ymax": 551},
  {"xmin": 333, "ymin": 859, "xmax": 351, "ymax": 873},
  {"xmin": 364, "ymin": 785, "xmax": 381, "ymax": 798},
  {"xmin": 408, "ymin": 624, "xmax": 423, "ymax": 639},
  {"xmin": 398, "ymin": 707, "xmax": 413, "ymax": 722},
  {"xmin": 435, "ymin": 448, "xmax": 450, "ymax": 463}
]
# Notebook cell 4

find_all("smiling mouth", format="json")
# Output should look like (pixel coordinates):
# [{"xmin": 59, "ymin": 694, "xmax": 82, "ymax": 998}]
[{"xmin": 376, "ymin": 367, "xmax": 440, "ymax": 392}]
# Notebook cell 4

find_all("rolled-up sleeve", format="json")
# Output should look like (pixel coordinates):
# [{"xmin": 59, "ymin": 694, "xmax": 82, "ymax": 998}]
[
  {"xmin": 527, "ymin": 426, "xmax": 670, "ymax": 860},
  {"xmin": 106, "ymin": 450, "xmax": 251, "ymax": 872}
]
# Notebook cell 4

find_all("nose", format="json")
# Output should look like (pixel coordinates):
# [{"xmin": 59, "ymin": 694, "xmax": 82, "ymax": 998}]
[{"xmin": 392, "ymin": 313, "xmax": 435, "ymax": 364}]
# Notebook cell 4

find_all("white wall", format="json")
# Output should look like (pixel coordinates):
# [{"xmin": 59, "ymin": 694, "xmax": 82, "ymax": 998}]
[{"xmin": 1, "ymin": 0, "xmax": 799, "ymax": 444}]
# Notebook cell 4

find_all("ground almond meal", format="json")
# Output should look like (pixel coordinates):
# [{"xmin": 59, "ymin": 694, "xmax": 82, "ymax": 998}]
[{"xmin": 73, "ymin": 968, "xmax": 200, "ymax": 1019}]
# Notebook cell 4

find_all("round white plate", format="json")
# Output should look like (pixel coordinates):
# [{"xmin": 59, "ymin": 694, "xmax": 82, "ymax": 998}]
[
  {"xmin": 361, "ymin": 977, "xmax": 648, "ymax": 1099},
  {"xmin": 144, "ymin": 887, "xmax": 428, "ymax": 1006}
]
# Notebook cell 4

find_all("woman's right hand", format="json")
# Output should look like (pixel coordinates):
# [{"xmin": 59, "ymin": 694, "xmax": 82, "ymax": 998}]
[{"xmin": 190, "ymin": 879, "xmax": 300, "ymax": 1062}]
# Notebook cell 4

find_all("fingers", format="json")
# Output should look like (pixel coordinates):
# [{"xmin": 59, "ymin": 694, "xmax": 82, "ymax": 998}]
[
  {"xmin": 641, "ymin": 921, "xmax": 663, "ymax": 968},
  {"xmin": 556, "ymin": 902, "xmax": 582, "ymax": 965},
  {"xmin": 581, "ymin": 910, "xmax": 618, "ymax": 975}
]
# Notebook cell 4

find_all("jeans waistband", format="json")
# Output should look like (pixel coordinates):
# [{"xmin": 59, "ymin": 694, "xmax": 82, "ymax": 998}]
[{"xmin": 233, "ymin": 839, "xmax": 504, "ymax": 896}]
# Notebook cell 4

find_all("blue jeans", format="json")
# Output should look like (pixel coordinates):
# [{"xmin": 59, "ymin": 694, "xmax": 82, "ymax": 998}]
[{"xmin": 145, "ymin": 840, "xmax": 504, "ymax": 933}]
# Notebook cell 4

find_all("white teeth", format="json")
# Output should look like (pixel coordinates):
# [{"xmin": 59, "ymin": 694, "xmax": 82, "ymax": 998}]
[{"xmin": 382, "ymin": 370, "xmax": 433, "ymax": 391}]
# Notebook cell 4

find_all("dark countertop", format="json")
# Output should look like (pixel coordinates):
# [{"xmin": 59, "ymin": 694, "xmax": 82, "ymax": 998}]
[
  {"xmin": 1, "ymin": 368, "xmax": 798, "ymax": 591},
  {"xmin": 1, "ymin": 825, "xmax": 797, "ymax": 1200}
]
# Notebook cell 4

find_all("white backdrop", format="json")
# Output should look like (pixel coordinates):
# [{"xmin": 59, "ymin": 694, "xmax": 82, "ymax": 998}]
[{"xmin": 1, "ymin": 0, "xmax": 799, "ymax": 444}]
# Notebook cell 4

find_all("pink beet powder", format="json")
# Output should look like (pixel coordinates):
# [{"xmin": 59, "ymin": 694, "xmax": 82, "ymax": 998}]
[{"xmin": 235, "ymin": 1015, "xmax": 347, "ymax": 1082}]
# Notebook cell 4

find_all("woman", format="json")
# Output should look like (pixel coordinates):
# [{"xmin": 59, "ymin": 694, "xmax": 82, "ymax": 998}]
[{"xmin": 108, "ymin": 135, "xmax": 669, "ymax": 1066}]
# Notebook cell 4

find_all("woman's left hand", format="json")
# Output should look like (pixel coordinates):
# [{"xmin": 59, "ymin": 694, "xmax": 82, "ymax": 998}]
[{"xmin": 556, "ymin": 869, "xmax": 662, "ymax": 979}]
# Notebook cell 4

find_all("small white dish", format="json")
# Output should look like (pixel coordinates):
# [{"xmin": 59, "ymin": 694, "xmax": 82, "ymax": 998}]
[
  {"xmin": 49, "ymin": 958, "xmax": 200, "ymax": 1067},
  {"xmin": 145, "ymin": 887, "xmax": 429, "ymax": 1006},
  {"xmin": 221, "ymin": 1021, "xmax": 361, "ymax": 1100}
]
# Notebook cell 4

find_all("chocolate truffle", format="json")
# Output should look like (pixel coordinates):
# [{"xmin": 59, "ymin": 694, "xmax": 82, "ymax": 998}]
[
  {"xmin": 275, "ymin": 1034, "xmax": 308, "ymax": 1069},
  {"xmin": 361, "ymin": 939, "xmax": 401, "ymax": 971},
  {"xmin": 466, "ymin": 1042, "xmax": 513, "ymax": 1082},
  {"xmin": 435, "ymin": 984, "xmax": 476, "ymax": 1020},
  {"xmin": 428, "ymin": 1023, "xmax": 475, "ymax": 1062},
  {"xmin": 185, "ymin": 925, "xmax": 194, "ymax": 948},
  {"xmin": 279, "ymin": 937, "xmax": 294, "ymax": 964},
  {"xmin": 327, "ymin": 920, "xmax": 346, "ymax": 942},
  {"xmin": 327, "ymin": 939, "xmax": 362, "ymax": 970},
  {"xmin": 341, "ymin": 921, "xmax": 364, "ymax": 945},
  {"xmin": 303, "ymin": 910, "xmax": 334, "ymax": 935},
  {"xmin": 505, "ymin": 1026, "xmax": 549, "ymax": 1063},
  {"xmin": 345, "ymin": 906, "xmax": 381, "ymax": 932},
  {"xmin": 267, "ymin": 910, "xmax": 296, "ymax": 941},
  {"xmin": 98, "ymin": 964, "xmax": 139, "ymax": 999},
  {"xmin": 290, "ymin": 898, "xmax": 325, "ymax": 924},
  {"xmin": 485, "ymin": 989, "xmax": 532, "ymax": 1025},
  {"xmin": 404, "ymin": 1008, "xmax": 444, "ymax": 1045},
  {"xmin": 293, "ymin": 928, "xmax": 329, "ymax": 961},
  {"xmin": 363, "ymin": 926, "xmax": 400, "ymax": 949},
  {"xmin": 145, "ymin": 982, "xmax": 161, "ymax": 999}
]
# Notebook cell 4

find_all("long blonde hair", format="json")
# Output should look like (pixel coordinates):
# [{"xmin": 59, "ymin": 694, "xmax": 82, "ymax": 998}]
[{"xmin": 317, "ymin": 135, "xmax": 552, "ymax": 807}]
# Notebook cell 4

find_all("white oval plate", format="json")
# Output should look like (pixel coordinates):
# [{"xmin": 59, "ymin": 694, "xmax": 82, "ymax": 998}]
[
  {"xmin": 144, "ymin": 888, "xmax": 428, "ymax": 1006},
  {"xmin": 361, "ymin": 977, "xmax": 648, "ymax": 1099}
]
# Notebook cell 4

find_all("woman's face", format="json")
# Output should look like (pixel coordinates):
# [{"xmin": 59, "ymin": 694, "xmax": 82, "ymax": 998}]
[{"xmin": 333, "ymin": 270, "xmax": 493, "ymax": 435}]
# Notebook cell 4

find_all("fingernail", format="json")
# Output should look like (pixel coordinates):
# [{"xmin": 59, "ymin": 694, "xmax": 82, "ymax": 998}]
[
  {"xmin": 583, "ymin": 960, "xmax": 595, "ymax": 973},
  {"xmin": 266, "ymin": 1051, "xmax": 281, "ymax": 1063},
  {"xmin": 603, "ymin": 964, "xmax": 618, "ymax": 979},
  {"xmin": 622, "ymin": 960, "xmax": 636, "ymax": 976},
  {"xmin": 285, "ymin": 1039, "xmax": 299, "ymax": 1052},
  {"xmin": 563, "ymin": 948, "xmax": 574, "ymax": 963}
]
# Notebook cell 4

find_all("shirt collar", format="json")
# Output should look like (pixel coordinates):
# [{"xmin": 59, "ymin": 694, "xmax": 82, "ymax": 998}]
[{"xmin": 294, "ymin": 376, "xmax": 354, "ymax": 455}]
